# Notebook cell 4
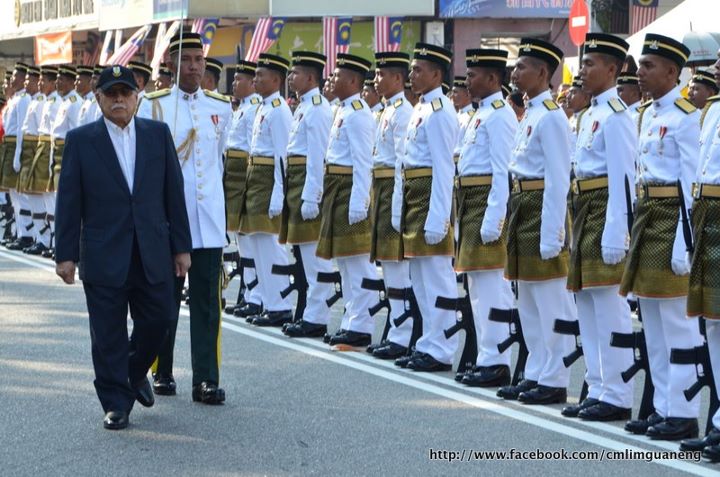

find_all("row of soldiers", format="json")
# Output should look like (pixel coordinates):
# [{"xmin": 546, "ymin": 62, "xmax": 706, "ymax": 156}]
[{"xmin": 4, "ymin": 29, "xmax": 720, "ymax": 457}]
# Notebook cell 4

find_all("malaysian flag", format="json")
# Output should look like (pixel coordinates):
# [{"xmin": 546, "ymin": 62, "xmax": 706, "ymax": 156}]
[
  {"xmin": 245, "ymin": 17, "xmax": 285, "ymax": 62},
  {"xmin": 99, "ymin": 30, "xmax": 114, "ymax": 65},
  {"xmin": 150, "ymin": 21, "xmax": 180, "ymax": 79},
  {"xmin": 374, "ymin": 17, "xmax": 403, "ymax": 53},
  {"xmin": 323, "ymin": 17, "xmax": 352, "ymax": 77},
  {"xmin": 107, "ymin": 25, "xmax": 152, "ymax": 66},
  {"xmin": 82, "ymin": 31, "xmax": 101, "ymax": 66},
  {"xmin": 192, "ymin": 18, "xmax": 220, "ymax": 55},
  {"xmin": 631, "ymin": 0, "xmax": 658, "ymax": 34}
]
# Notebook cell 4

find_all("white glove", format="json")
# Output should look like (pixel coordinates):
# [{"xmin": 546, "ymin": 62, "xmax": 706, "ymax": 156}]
[
  {"xmin": 671, "ymin": 253, "xmax": 691, "ymax": 276},
  {"xmin": 301, "ymin": 201, "xmax": 320, "ymax": 220},
  {"xmin": 268, "ymin": 203, "xmax": 283, "ymax": 219},
  {"xmin": 13, "ymin": 156, "xmax": 20, "ymax": 173},
  {"xmin": 601, "ymin": 246, "xmax": 626, "ymax": 265},
  {"xmin": 391, "ymin": 215, "xmax": 401, "ymax": 233},
  {"xmin": 424, "ymin": 230, "xmax": 445, "ymax": 245},
  {"xmin": 480, "ymin": 225, "xmax": 500, "ymax": 244},
  {"xmin": 539, "ymin": 243, "xmax": 561, "ymax": 260},
  {"xmin": 348, "ymin": 208, "xmax": 367, "ymax": 225}
]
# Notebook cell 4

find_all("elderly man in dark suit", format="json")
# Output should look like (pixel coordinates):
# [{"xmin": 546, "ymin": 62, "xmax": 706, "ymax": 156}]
[{"xmin": 54, "ymin": 66, "xmax": 192, "ymax": 430}]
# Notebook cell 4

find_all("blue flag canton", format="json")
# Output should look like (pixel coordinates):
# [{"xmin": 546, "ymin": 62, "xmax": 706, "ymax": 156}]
[
  {"xmin": 337, "ymin": 18, "xmax": 353, "ymax": 46},
  {"xmin": 202, "ymin": 19, "xmax": 220, "ymax": 45},
  {"xmin": 389, "ymin": 17, "xmax": 403, "ymax": 44},
  {"xmin": 268, "ymin": 18, "xmax": 286, "ymax": 40}
]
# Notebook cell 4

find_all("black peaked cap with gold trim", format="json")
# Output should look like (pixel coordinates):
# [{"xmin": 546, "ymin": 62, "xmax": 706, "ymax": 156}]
[
  {"xmin": 571, "ymin": 75, "xmax": 583, "ymax": 88},
  {"xmin": 692, "ymin": 68, "xmax": 718, "ymax": 91},
  {"xmin": 77, "ymin": 65, "xmax": 94, "ymax": 76},
  {"xmin": 58, "ymin": 65, "xmax": 77, "ymax": 78},
  {"xmin": 292, "ymin": 51, "xmax": 326, "ymax": 68},
  {"xmin": 127, "ymin": 60, "xmax": 152, "ymax": 77},
  {"xmin": 374, "ymin": 51, "xmax": 410, "ymax": 70},
  {"xmin": 413, "ymin": 42, "xmax": 452, "ymax": 68},
  {"xmin": 583, "ymin": 33, "xmax": 628, "ymax": 61},
  {"xmin": 518, "ymin": 37, "xmax": 563, "ymax": 72},
  {"xmin": 617, "ymin": 73, "xmax": 639, "ymax": 85},
  {"xmin": 234, "ymin": 60, "xmax": 256, "ymax": 76},
  {"xmin": 94, "ymin": 65, "xmax": 105, "ymax": 75},
  {"xmin": 41, "ymin": 66, "xmax": 59, "ymax": 76},
  {"xmin": 453, "ymin": 76, "xmax": 467, "ymax": 88},
  {"xmin": 13, "ymin": 62, "xmax": 30, "ymax": 73},
  {"xmin": 466, "ymin": 48, "xmax": 508, "ymax": 69},
  {"xmin": 27, "ymin": 66, "xmax": 40, "ymax": 76},
  {"xmin": 169, "ymin": 32, "xmax": 203, "ymax": 55},
  {"xmin": 336, "ymin": 53, "xmax": 372, "ymax": 74},
  {"xmin": 158, "ymin": 62, "xmax": 171, "ymax": 76},
  {"xmin": 257, "ymin": 53, "xmax": 290, "ymax": 74},
  {"xmin": 641, "ymin": 33, "xmax": 690, "ymax": 69},
  {"xmin": 205, "ymin": 58, "xmax": 223, "ymax": 75},
  {"xmin": 364, "ymin": 71, "xmax": 376, "ymax": 87}
]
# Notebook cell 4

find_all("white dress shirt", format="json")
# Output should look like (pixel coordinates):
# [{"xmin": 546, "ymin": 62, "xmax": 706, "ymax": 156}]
[
  {"xmin": 226, "ymin": 93, "xmax": 261, "ymax": 152},
  {"xmin": 454, "ymin": 103, "xmax": 475, "ymax": 156},
  {"xmin": 104, "ymin": 117, "xmax": 136, "ymax": 191}
]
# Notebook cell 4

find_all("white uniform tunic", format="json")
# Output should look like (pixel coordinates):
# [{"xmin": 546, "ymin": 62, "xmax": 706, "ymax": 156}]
[
  {"xmin": 454, "ymin": 103, "xmax": 475, "ymax": 157},
  {"xmin": 226, "ymin": 93, "xmax": 260, "ymax": 152}
]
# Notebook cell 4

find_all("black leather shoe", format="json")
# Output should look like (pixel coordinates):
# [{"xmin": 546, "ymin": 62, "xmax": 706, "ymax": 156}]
[
  {"xmin": 329, "ymin": 330, "xmax": 372, "ymax": 348},
  {"xmin": 646, "ymin": 418, "xmax": 699, "ymax": 441},
  {"xmin": 497, "ymin": 379, "xmax": 537, "ymax": 400},
  {"xmin": 561, "ymin": 398, "xmax": 600, "ymax": 418},
  {"xmin": 283, "ymin": 320, "xmax": 327, "ymax": 338},
  {"xmin": 225, "ymin": 299, "xmax": 246, "ymax": 315},
  {"xmin": 702, "ymin": 444, "xmax": 720, "ymax": 463},
  {"xmin": 455, "ymin": 366, "xmax": 477, "ymax": 382},
  {"xmin": 133, "ymin": 377, "xmax": 154, "ymax": 408},
  {"xmin": 462, "ymin": 365, "xmax": 511, "ymax": 387},
  {"xmin": 367, "ymin": 340, "xmax": 390, "ymax": 354},
  {"xmin": 103, "ymin": 411, "xmax": 129, "ymax": 430},
  {"xmin": 407, "ymin": 352, "xmax": 452, "ymax": 372},
  {"xmin": 41, "ymin": 248, "xmax": 55, "ymax": 259},
  {"xmin": 23, "ymin": 242, "xmax": 47, "ymax": 255},
  {"xmin": 680, "ymin": 428, "xmax": 720, "ymax": 452},
  {"xmin": 518, "ymin": 385, "xmax": 567, "ymax": 405},
  {"xmin": 234, "ymin": 302, "xmax": 262, "ymax": 319},
  {"xmin": 578, "ymin": 401, "xmax": 631, "ymax": 421},
  {"xmin": 624, "ymin": 412, "xmax": 664, "ymax": 435},
  {"xmin": 192, "ymin": 381, "xmax": 225, "ymax": 405},
  {"xmin": 395, "ymin": 353, "xmax": 414, "ymax": 368},
  {"xmin": 152, "ymin": 373, "xmax": 176, "ymax": 396},
  {"xmin": 5, "ymin": 236, "xmax": 33, "ymax": 250},
  {"xmin": 373, "ymin": 342, "xmax": 408, "ymax": 360},
  {"xmin": 252, "ymin": 310, "xmax": 293, "ymax": 327}
]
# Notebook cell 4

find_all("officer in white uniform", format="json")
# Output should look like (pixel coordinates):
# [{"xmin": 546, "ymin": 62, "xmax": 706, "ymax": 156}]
[
  {"xmin": 242, "ymin": 52, "xmax": 294, "ymax": 327},
  {"xmin": 202, "ymin": 58, "xmax": 223, "ymax": 93},
  {"xmin": 393, "ymin": 43, "xmax": 459, "ymax": 372},
  {"xmin": 563, "ymin": 33, "xmax": 637, "ymax": 422},
  {"xmin": 137, "ymin": 33, "xmax": 233, "ymax": 404},
  {"xmin": 617, "ymin": 73, "xmax": 643, "ymax": 125},
  {"xmin": 281, "ymin": 51, "xmax": 336, "ymax": 338},
  {"xmin": 452, "ymin": 75, "xmax": 475, "ymax": 160},
  {"xmin": 363, "ymin": 73, "xmax": 383, "ymax": 122},
  {"xmin": 127, "ymin": 61, "xmax": 151, "ymax": 103},
  {"xmin": 455, "ymin": 48, "xmax": 516, "ymax": 387},
  {"xmin": 498, "ymin": 38, "xmax": 576, "ymax": 404},
  {"xmin": 76, "ymin": 66, "xmax": 96, "ymax": 126},
  {"xmin": 620, "ymin": 34, "xmax": 704, "ymax": 440}
]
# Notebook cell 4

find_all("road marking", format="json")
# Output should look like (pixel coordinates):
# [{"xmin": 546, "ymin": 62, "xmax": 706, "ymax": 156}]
[{"xmin": 3, "ymin": 249, "xmax": 717, "ymax": 475}]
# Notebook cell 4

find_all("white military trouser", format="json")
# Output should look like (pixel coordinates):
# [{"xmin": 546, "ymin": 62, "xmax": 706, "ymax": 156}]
[
  {"xmin": 640, "ymin": 297, "xmax": 703, "ymax": 418},
  {"xmin": 381, "ymin": 260, "xmax": 413, "ymax": 347},
  {"xmin": 9, "ymin": 189, "xmax": 33, "ymax": 238},
  {"xmin": 298, "ymin": 241, "xmax": 334, "ymax": 325},
  {"xmin": 228, "ymin": 232, "xmax": 262, "ymax": 307},
  {"xmin": 517, "ymin": 278, "xmax": 576, "ymax": 388},
  {"xmin": 467, "ymin": 270, "xmax": 513, "ymax": 368},
  {"xmin": 336, "ymin": 255, "xmax": 378, "ymax": 334},
  {"xmin": 42, "ymin": 192, "xmax": 55, "ymax": 243},
  {"xmin": 575, "ymin": 286, "xmax": 634, "ymax": 408},
  {"xmin": 410, "ymin": 255, "xmax": 459, "ymax": 365},
  {"xmin": 26, "ymin": 194, "xmax": 49, "ymax": 246},
  {"xmin": 705, "ymin": 320, "xmax": 720, "ymax": 430},
  {"xmin": 247, "ymin": 233, "xmax": 292, "ymax": 312}
]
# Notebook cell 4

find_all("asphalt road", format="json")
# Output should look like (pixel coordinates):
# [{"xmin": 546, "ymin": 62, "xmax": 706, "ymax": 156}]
[{"xmin": 1, "ymin": 249, "xmax": 719, "ymax": 477}]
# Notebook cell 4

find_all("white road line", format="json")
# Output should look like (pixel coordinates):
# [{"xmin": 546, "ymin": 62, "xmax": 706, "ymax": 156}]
[{"xmin": 3, "ymin": 249, "xmax": 718, "ymax": 475}]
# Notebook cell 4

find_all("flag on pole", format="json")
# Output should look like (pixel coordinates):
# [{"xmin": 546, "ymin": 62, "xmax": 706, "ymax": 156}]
[
  {"xmin": 150, "ymin": 21, "xmax": 181, "ymax": 79},
  {"xmin": 107, "ymin": 25, "xmax": 152, "ymax": 66},
  {"xmin": 323, "ymin": 17, "xmax": 352, "ymax": 77},
  {"xmin": 99, "ymin": 30, "xmax": 114, "ymax": 65},
  {"xmin": 82, "ymin": 31, "xmax": 101, "ymax": 66},
  {"xmin": 374, "ymin": 17, "xmax": 403, "ymax": 53},
  {"xmin": 630, "ymin": 0, "xmax": 658, "ymax": 34},
  {"xmin": 245, "ymin": 17, "xmax": 285, "ymax": 62},
  {"xmin": 192, "ymin": 18, "xmax": 220, "ymax": 55}
]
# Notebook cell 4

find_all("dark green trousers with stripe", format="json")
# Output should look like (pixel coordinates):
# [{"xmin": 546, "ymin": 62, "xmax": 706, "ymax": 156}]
[{"xmin": 154, "ymin": 248, "xmax": 223, "ymax": 386}]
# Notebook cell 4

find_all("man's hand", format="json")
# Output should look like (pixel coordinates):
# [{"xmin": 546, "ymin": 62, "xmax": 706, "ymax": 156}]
[
  {"xmin": 56, "ymin": 261, "xmax": 76, "ymax": 284},
  {"xmin": 268, "ymin": 205, "xmax": 283, "ymax": 219},
  {"xmin": 424, "ymin": 230, "xmax": 445, "ymax": 245},
  {"xmin": 391, "ymin": 215, "xmax": 401, "ymax": 233},
  {"xmin": 348, "ymin": 209, "xmax": 367, "ymax": 225},
  {"xmin": 301, "ymin": 201, "xmax": 320, "ymax": 220},
  {"xmin": 480, "ymin": 226, "xmax": 500, "ymax": 244},
  {"xmin": 539, "ymin": 243, "xmax": 561, "ymax": 260},
  {"xmin": 174, "ymin": 253, "xmax": 191, "ymax": 277},
  {"xmin": 601, "ymin": 246, "xmax": 626, "ymax": 265}
]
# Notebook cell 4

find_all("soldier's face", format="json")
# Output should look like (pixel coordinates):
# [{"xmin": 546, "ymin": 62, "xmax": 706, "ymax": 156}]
[
  {"xmin": 97, "ymin": 85, "xmax": 138, "ymax": 128},
  {"xmin": 362, "ymin": 85, "xmax": 379, "ymax": 107},
  {"xmin": 232, "ymin": 73, "xmax": 253, "ymax": 99},
  {"xmin": 75, "ymin": 75, "xmax": 91, "ymax": 95},
  {"xmin": 511, "ymin": 57, "xmax": 544, "ymax": 94},
  {"xmin": 331, "ymin": 68, "xmax": 357, "ymax": 100},
  {"xmin": 579, "ymin": 53, "xmax": 610, "ymax": 96},
  {"xmin": 56, "ymin": 75, "xmax": 73, "ymax": 95},
  {"xmin": 688, "ymin": 80, "xmax": 713, "ymax": 109},
  {"xmin": 155, "ymin": 76, "xmax": 171, "ymax": 90},
  {"xmin": 253, "ymin": 67, "xmax": 281, "ymax": 97},
  {"xmin": 288, "ymin": 66, "xmax": 310, "ymax": 95},
  {"xmin": 637, "ymin": 54, "xmax": 676, "ymax": 98},
  {"xmin": 409, "ymin": 59, "xmax": 440, "ymax": 95},
  {"xmin": 451, "ymin": 86, "xmax": 470, "ymax": 109},
  {"xmin": 170, "ymin": 49, "xmax": 205, "ymax": 91},
  {"xmin": 25, "ymin": 75, "xmax": 38, "ymax": 95},
  {"xmin": 11, "ymin": 71, "xmax": 24, "ymax": 90},
  {"xmin": 616, "ymin": 84, "xmax": 640, "ymax": 105}
]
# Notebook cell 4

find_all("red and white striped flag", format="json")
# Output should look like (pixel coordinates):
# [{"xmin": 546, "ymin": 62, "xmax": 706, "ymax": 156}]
[
  {"xmin": 150, "ymin": 21, "xmax": 180, "ymax": 79},
  {"xmin": 374, "ymin": 16, "xmax": 402, "ymax": 53},
  {"xmin": 107, "ymin": 25, "xmax": 152, "ymax": 66},
  {"xmin": 245, "ymin": 17, "xmax": 274, "ymax": 62},
  {"xmin": 630, "ymin": 0, "xmax": 658, "ymax": 34},
  {"xmin": 323, "ymin": 17, "xmax": 350, "ymax": 78}
]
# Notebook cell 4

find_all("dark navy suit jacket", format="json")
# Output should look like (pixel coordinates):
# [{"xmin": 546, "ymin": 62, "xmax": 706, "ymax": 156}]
[{"xmin": 55, "ymin": 117, "xmax": 192, "ymax": 287}]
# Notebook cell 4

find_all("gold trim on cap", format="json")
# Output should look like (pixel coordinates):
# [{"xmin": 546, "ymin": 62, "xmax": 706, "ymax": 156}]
[
  {"xmin": 520, "ymin": 43, "xmax": 561, "ymax": 64},
  {"xmin": 259, "ymin": 58, "xmax": 289, "ymax": 70},
  {"xmin": 169, "ymin": 38, "xmax": 203, "ymax": 49},
  {"xmin": 643, "ymin": 40, "xmax": 688, "ymax": 62},
  {"xmin": 336, "ymin": 57, "xmax": 370, "ymax": 71},
  {"xmin": 467, "ymin": 55, "xmax": 508, "ymax": 63},
  {"xmin": 377, "ymin": 56, "xmax": 411, "ymax": 64},
  {"xmin": 584, "ymin": 39, "xmax": 628, "ymax": 54},
  {"xmin": 414, "ymin": 48, "xmax": 451, "ymax": 63},
  {"xmin": 293, "ymin": 55, "xmax": 326, "ymax": 65}
]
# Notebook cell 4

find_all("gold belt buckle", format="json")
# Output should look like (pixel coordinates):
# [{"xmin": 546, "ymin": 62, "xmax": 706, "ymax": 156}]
[
  {"xmin": 571, "ymin": 179, "xmax": 579, "ymax": 195},
  {"xmin": 692, "ymin": 183, "xmax": 700, "ymax": 199},
  {"xmin": 512, "ymin": 179, "xmax": 521, "ymax": 193},
  {"xmin": 637, "ymin": 185, "xmax": 646, "ymax": 199}
]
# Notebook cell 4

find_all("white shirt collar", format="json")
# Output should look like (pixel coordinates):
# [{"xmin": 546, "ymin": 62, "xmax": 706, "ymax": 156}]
[
  {"xmin": 527, "ymin": 90, "xmax": 552, "ymax": 108},
  {"xmin": 340, "ymin": 92, "xmax": 361, "ymax": 106},
  {"xmin": 104, "ymin": 117, "xmax": 135, "ymax": 135},
  {"xmin": 300, "ymin": 87, "xmax": 320, "ymax": 103},
  {"xmin": 262, "ymin": 90, "xmax": 282, "ymax": 104},
  {"xmin": 592, "ymin": 87, "xmax": 618, "ymax": 106},
  {"xmin": 652, "ymin": 86, "xmax": 680, "ymax": 110},
  {"xmin": 421, "ymin": 87, "xmax": 443, "ymax": 103},
  {"xmin": 480, "ymin": 91, "xmax": 504, "ymax": 107}
]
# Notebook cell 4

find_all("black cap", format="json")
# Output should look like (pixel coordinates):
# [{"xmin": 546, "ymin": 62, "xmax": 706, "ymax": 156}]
[
  {"xmin": 617, "ymin": 73, "xmax": 639, "ymax": 85},
  {"xmin": 583, "ymin": 33, "xmax": 629, "ymax": 61},
  {"xmin": 14, "ymin": 62, "xmax": 30, "ymax": 74},
  {"xmin": 168, "ymin": 32, "xmax": 203, "ymax": 55},
  {"xmin": 77, "ymin": 65, "xmax": 94, "ymax": 76},
  {"xmin": 364, "ymin": 71, "xmax": 376, "ymax": 87},
  {"xmin": 234, "ymin": 60, "xmax": 257, "ymax": 76},
  {"xmin": 466, "ymin": 48, "xmax": 508, "ymax": 69},
  {"xmin": 571, "ymin": 75, "xmax": 583, "ymax": 88},
  {"xmin": 27, "ymin": 66, "xmax": 40, "ymax": 77},
  {"xmin": 335, "ymin": 53, "xmax": 372, "ymax": 74},
  {"xmin": 518, "ymin": 38, "xmax": 563, "ymax": 72},
  {"xmin": 205, "ymin": 58, "xmax": 223, "ymax": 76},
  {"xmin": 413, "ymin": 42, "xmax": 452, "ymax": 68},
  {"xmin": 641, "ymin": 33, "xmax": 690, "ymax": 69},
  {"xmin": 58, "ymin": 65, "xmax": 77, "ymax": 78},
  {"xmin": 158, "ymin": 63, "xmax": 171, "ymax": 77},
  {"xmin": 4, "ymin": 72, "xmax": 11, "ymax": 81},
  {"xmin": 453, "ymin": 76, "xmax": 468, "ymax": 89},
  {"xmin": 291, "ymin": 51, "xmax": 327, "ymax": 69},
  {"xmin": 97, "ymin": 65, "xmax": 139, "ymax": 92},
  {"xmin": 374, "ymin": 52, "xmax": 410, "ymax": 70},
  {"xmin": 40, "ymin": 66, "xmax": 58, "ymax": 77},
  {"xmin": 257, "ymin": 53, "xmax": 290, "ymax": 74},
  {"xmin": 501, "ymin": 83, "xmax": 512, "ymax": 98},
  {"xmin": 692, "ymin": 69, "xmax": 718, "ymax": 92}
]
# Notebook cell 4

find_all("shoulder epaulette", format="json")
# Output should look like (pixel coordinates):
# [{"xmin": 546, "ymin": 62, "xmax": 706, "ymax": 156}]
[
  {"xmin": 271, "ymin": 98, "xmax": 282, "ymax": 108},
  {"xmin": 543, "ymin": 99, "xmax": 559, "ymax": 111},
  {"xmin": 394, "ymin": 98, "xmax": 403, "ymax": 108},
  {"xmin": 68, "ymin": 96, "xmax": 77, "ymax": 103},
  {"xmin": 608, "ymin": 98, "xmax": 627, "ymax": 113},
  {"xmin": 48, "ymin": 97, "xmax": 55, "ymax": 103},
  {"xmin": 431, "ymin": 98, "xmax": 443, "ymax": 112},
  {"xmin": 312, "ymin": 94, "xmax": 322, "ymax": 106},
  {"xmin": 491, "ymin": 99, "xmax": 505, "ymax": 110},
  {"xmin": 205, "ymin": 90, "xmax": 230, "ymax": 103},
  {"xmin": 145, "ymin": 89, "xmax": 171, "ymax": 100},
  {"xmin": 351, "ymin": 100, "xmax": 363, "ymax": 111},
  {"xmin": 674, "ymin": 97, "xmax": 696, "ymax": 114},
  {"xmin": 36, "ymin": 95, "xmax": 44, "ymax": 101},
  {"xmin": 468, "ymin": 110, "xmax": 476, "ymax": 118},
  {"xmin": 250, "ymin": 96, "xmax": 260, "ymax": 105}
]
